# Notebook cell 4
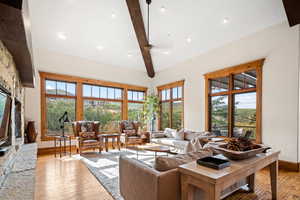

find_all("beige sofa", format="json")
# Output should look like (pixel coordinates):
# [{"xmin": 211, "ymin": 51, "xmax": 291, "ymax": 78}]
[
  {"xmin": 151, "ymin": 128, "xmax": 214, "ymax": 154},
  {"xmin": 119, "ymin": 153, "xmax": 247, "ymax": 200}
]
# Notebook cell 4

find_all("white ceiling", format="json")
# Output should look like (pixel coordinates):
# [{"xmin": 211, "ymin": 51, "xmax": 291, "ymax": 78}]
[{"xmin": 28, "ymin": 0, "xmax": 287, "ymax": 72}]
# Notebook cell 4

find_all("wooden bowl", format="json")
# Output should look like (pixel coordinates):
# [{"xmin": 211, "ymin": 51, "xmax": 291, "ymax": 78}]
[{"xmin": 213, "ymin": 144, "xmax": 270, "ymax": 160}]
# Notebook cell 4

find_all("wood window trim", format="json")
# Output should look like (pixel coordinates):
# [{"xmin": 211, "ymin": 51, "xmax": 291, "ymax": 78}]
[
  {"xmin": 157, "ymin": 80, "xmax": 185, "ymax": 130},
  {"xmin": 204, "ymin": 59, "xmax": 264, "ymax": 143},
  {"xmin": 40, "ymin": 71, "xmax": 147, "ymax": 141}
]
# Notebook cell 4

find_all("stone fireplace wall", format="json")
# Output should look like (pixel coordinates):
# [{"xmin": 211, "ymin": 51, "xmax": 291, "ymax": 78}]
[{"xmin": 0, "ymin": 40, "xmax": 25, "ymax": 186}]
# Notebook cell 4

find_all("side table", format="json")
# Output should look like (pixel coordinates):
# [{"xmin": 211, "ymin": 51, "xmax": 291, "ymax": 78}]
[
  {"xmin": 100, "ymin": 133, "xmax": 121, "ymax": 152},
  {"xmin": 54, "ymin": 135, "xmax": 72, "ymax": 157}
]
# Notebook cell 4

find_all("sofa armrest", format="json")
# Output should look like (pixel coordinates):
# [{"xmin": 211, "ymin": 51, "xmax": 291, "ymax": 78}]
[
  {"xmin": 119, "ymin": 155, "xmax": 180, "ymax": 200},
  {"xmin": 119, "ymin": 155, "xmax": 158, "ymax": 200},
  {"xmin": 157, "ymin": 169, "xmax": 180, "ymax": 200}
]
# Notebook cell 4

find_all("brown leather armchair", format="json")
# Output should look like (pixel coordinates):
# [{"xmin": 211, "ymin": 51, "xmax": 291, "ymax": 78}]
[
  {"xmin": 72, "ymin": 121, "xmax": 103, "ymax": 155},
  {"xmin": 119, "ymin": 120, "xmax": 149, "ymax": 148}
]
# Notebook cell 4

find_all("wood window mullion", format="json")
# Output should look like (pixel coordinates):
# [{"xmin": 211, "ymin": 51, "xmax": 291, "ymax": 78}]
[
  {"xmin": 169, "ymin": 88, "xmax": 173, "ymax": 128},
  {"xmin": 76, "ymin": 82, "xmax": 83, "ymax": 121},
  {"xmin": 228, "ymin": 75, "xmax": 234, "ymax": 138}
]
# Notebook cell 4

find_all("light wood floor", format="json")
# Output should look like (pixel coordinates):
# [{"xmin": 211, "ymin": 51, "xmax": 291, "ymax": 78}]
[
  {"xmin": 35, "ymin": 154, "xmax": 113, "ymax": 200},
  {"xmin": 35, "ymin": 153, "xmax": 300, "ymax": 200}
]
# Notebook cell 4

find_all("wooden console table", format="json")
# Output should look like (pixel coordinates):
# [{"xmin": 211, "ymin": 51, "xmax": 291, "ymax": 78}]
[{"xmin": 179, "ymin": 151, "xmax": 280, "ymax": 200}]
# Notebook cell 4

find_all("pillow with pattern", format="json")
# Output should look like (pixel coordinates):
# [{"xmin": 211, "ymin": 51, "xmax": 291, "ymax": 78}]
[{"xmin": 81, "ymin": 122, "xmax": 94, "ymax": 132}]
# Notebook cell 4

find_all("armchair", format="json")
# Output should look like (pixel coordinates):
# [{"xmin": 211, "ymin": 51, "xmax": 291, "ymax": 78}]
[
  {"xmin": 119, "ymin": 120, "xmax": 149, "ymax": 148},
  {"xmin": 72, "ymin": 121, "xmax": 103, "ymax": 155}
]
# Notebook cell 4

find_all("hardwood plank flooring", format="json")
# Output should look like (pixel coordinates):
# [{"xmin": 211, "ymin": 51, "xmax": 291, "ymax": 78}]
[
  {"xmin": 35, "ymin": 154, "xmax": 113, "ymax": 200},
  {"xmin": 35, "ymin": 153, "xmax": 300, "ymax": 200}
]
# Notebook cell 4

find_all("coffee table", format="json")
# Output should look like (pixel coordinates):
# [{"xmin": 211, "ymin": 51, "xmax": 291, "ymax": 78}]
[
  {"xmin": 179, "ymin": 151, "xmax": 280, "ymax": 200},
  {"xmin": 128, "ymin": 143, "xmax": 177, "ymax": 159}
]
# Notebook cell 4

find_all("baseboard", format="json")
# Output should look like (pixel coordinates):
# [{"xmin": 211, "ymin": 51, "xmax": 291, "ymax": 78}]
[
  {"xmin": 37, "ymin": 145, "xmax": 77, "ymax": 155},
  {"xmin": 37, "ymin": 142, "xmax": 121, "ymax": 156},
  {"xmin": 279, "ymin": 160, "xmax": 300, "ymax": 172}
]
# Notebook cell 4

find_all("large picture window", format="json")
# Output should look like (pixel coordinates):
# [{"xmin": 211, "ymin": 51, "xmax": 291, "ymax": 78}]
[
  {"xmin": 127, "ymin": 90, "xmax": 145, "ymax": 121},
  {"xmin": 40, "ymin": 72, "xmax": 147, "ymax": 140},
  {"xmin": 204, "ymin": 59, "xmax": 264, "ymax": 143},
  {"xmin": 82, "ymin": 84, "xmax": 123, "ymax": 132},
  {"xmin": 157, "ymin": 80, "xmax": 184, "ymax": 130},
  {"xmin": 45, "ymin": 80, "xmax": 76, "ymax": 136}
]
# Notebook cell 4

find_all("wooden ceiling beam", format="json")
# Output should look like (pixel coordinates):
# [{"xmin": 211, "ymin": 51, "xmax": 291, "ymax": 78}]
[
  {"xmin": 282, "ymin": 0, "xmax": 300, "ymax": 27},
  {"xmin": 0, "ymin": 2, "xmax": 35, "ymax": 88},
  {"xmin": 125, "ymin": 0, "xmax": 155, "ymax": 78}
]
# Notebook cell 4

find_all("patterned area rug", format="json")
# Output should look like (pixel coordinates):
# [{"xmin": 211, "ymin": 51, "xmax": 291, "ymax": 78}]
[{"xmin": 74, "ymin": 149, "xmax": 164, "ymax": 200}]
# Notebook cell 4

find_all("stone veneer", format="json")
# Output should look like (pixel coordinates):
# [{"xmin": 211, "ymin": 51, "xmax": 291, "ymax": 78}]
[{"xmin": 0, "ymin": 40, "xmax": 36, "ymax": 199}]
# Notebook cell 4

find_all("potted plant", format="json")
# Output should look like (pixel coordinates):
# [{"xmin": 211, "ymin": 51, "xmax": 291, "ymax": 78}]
[{"xmin": 139, "ymin": 94, "xmax": 160, "ymax": 132}]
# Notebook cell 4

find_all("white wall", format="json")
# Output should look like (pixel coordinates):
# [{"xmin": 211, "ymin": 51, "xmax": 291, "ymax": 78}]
[
  {"xmin": 25, "ymin": 48, "xmax": 151, "ymax": 148},
  {"xmin": 152, "ymin": 23, "xmax": 300, "ymax": 162}
]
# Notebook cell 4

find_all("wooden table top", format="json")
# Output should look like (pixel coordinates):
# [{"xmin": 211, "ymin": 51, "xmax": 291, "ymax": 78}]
[{"xmin": 179, "ymin": 151, "xmax": 280, "ymax": 184}]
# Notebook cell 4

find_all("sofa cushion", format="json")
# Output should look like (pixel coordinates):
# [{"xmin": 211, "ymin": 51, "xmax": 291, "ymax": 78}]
[
  {"xmin": 151, "ymin": 138, "xmax": 189, "ymax": 151},
  {"xmin": 154, "ymin": 149, "xmax": 213, "ymax": 171},
  {"xmin": 184, "ymin": 130, "xmax": 212, "ymax": 141},
  {"xmin": 80, "ymin": 131, "xmax": 96, "ymax": 139},
  {"xmin": 164, "ymin": 128, "xmax": 177, "ymax": 138}
]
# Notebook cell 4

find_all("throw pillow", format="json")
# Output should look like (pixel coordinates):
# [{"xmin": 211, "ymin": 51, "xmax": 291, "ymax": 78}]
[
  {"xmin": 164, "ymin": 128, "xmax": 177, "ymax": 138},
  {"xmin": 175, "ymin": 129, "xmax": 185, "ymax": 140},
  {"xmin": 123, "ymin": 121, "xmax": 134, "ymax": 130},
  {"xmin": 182, "ymin": 129, "xmax": 196, "ymax": 141},
  {"xmin": 80, "ymin": 131, "xmax": 96, "ymax": 138},
  {"xmin": 154, "ymin": 149, "xmax": 213, "ymax": 171},
  {"xmin": 124, "ymin": 130, "xmax": 137, "ymax": 136},
  {"xmin": 81, "ymin": 122, "xmax": 94, "ymax": 132}
]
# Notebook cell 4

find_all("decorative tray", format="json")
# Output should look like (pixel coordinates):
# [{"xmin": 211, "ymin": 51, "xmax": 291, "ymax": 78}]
[
  {"xmin": 196, "ymin": 156, "xmax": 230, "ymax": 170},
  {"xmin": 213, "ymin": 144, "xmax": 270, "ymax": 160}
]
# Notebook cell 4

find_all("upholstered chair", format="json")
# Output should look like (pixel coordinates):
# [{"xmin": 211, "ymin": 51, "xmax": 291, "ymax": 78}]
[
  {"xmin": 119, "ymin": 120, "xmax": 149, "ymax": 147},
  {"xmin": 72, "ymin": 121, "xmax": 102, "ymax": 155}
]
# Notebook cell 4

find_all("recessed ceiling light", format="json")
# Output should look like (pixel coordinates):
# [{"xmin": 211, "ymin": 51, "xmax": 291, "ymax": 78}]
[
  {"xmin": 186, "ymin": 37, "xmax": 192, "ymax": 43},
  {"xmin": 96, "ymin": 45, "xmax": 104, "ymax": 51},
  {"xmin": 111, "ymin": 13, "xmax": 116, "ymax": 19},
  {"xmin": 57, "ymin": 32, "xmax": 67, "ymax": 40},
  {"xmin": 160, "ymin": 6, "xmax": 166, "ymax": 13},
  {"xmin": 127, "ymin": 53, "xmax": 133, "ymax": 57},
  {"xmin": 163, "ymin": 51, "xmax": 170, "ymax": 55},
  {"xmin": 223, "ymin": 17, "xmax": 229, "ymax": 24}
]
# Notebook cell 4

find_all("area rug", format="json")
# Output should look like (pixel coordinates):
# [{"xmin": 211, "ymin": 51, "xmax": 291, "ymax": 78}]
[{"xmin": 73, "ymin": 149, "xmax": 163, "ymax": 200}]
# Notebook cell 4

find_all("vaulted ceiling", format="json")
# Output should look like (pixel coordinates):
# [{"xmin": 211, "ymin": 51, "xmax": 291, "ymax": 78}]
[{"xmin": 28, "ymin": 0, "xmax": 287, "ymax": 75}]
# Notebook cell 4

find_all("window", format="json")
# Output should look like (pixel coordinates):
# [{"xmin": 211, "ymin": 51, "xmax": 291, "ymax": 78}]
[
  {"xmin": 82, "ymin": 84, "xmax": 123, "ymax": 132},
  {"xmin": 157, "ymin": 81, "xmax": 184, "ymax": 130},
  {"xmin": 84, "ymin": 100, "xmax": 121, "ymax": 132},
  {"xmin": 40, "ymin": 72, "xmax": 147, "ymax": 140},
  {"xmin": 44, "ymin": 80, "xmax": 76, "ymax": 136},
  {"xmin": 46, "ymin": 80, "xmax": 76, "ymax": 96},
  {"xmin": 211, "ymin": 96, "xmax": 228, "ymax": 136},
  {"xmin": 127, "ymin": 90, "xmax": 145, "ymax": 121},
  {"xmin": 204, "ymin": 59, "xmax": 264, "ymax": 143},
  {"xmin": 46, "ymin": 97, "xmax": 76, "ymax": 135}
]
